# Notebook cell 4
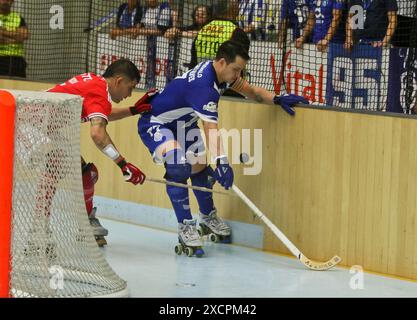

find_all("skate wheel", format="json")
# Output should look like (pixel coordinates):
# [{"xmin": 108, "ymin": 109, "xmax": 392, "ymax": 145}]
[
  {"xmin": 185, "ymin": 247, "xmax": 194, "ymax": 257},
  {"xmin": 209, "ymin": 233, "xmax": 219, "ymax": 243},
  {"xmin": 175, "ymin": 244, "xmax": 183, "ymax": 255},
  {"xmin": 195, "ymin": 248, "xmax": 204, "ymax": 258},
  {"xmin": 95, "ymin": 236, "xmax": 107, "ymax": 247}
]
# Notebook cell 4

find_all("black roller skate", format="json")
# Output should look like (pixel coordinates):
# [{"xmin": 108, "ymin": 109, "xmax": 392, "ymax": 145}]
[
  {"xmin": 198, "ymin": 209, "xmax": 232, "ymax": 243},
  {"xmin": 89, "ymin": 208, "xmax": 108, "ymax": 247},
  {"xmin": 175, "ymin": 219, "xmax": 204, "ymax": 257}
]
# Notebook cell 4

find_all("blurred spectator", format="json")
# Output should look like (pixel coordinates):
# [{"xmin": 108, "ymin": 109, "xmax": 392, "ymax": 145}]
[
  {"xmin": 345, "ymin": 0, "xmax": 397, "ymax": 50},
  {"xmin": 135, "ymin": 0, "xmax": 176, "ymax": 89},
  {"xmin": 237, "ymin": 0, "xmax": 269, "ymax": 40},
  {"xmin": 277, "ymin": 0, "xmax": 310, "ymax": 47},
  {"xmin": 191, "ymin": 0, "xmax": 250, "ymax": 68},
  {"xmin": 0, "ymin": 0, "xmax": 29, "ymax": 78},
  {"xmin": 296, "ymin": 0, "xmax": 347, "ymax": 52},
  {"xmin": 136, "ymin": 0, "xmax": 175, "ymax": 37},
  {"xmin": 110, "ymin": 0, "xmax": 142, "ymax": 40},
  {"xmin": 164, "ymin": 5, "xmax": 211, "ymax": 40},
  {"xmin": 190, "ymin": 0, "xmax": 250, "ymax": 98},
  {"xmin": 392, "ymin": 0, "xmax": 417, "ymax": 47}
]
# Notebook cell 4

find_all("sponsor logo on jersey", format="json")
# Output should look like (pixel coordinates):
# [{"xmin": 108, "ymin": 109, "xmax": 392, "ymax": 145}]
[{"xmin": 202, "ymin": 101, "xmax": 217, "ymax": 113}]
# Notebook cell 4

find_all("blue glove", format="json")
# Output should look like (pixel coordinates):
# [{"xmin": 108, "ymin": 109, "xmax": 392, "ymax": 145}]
[
  {"xmin": 214, "ymin": 157, "xmax": 234, "ymax": 190},
  {"xmin": 273, "ymin": 94, "xmax": 309, "ymax": 116}
]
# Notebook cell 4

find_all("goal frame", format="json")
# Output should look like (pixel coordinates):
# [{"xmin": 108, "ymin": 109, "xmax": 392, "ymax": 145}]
[{"xmin": 0, "ymin": 90, "xmax": 16, "ymax": 297}]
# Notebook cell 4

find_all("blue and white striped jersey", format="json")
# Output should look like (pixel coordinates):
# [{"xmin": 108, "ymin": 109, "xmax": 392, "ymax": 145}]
[{"xmin": 147, "ymin": 61, "xmax": 229, "ymax": 128}]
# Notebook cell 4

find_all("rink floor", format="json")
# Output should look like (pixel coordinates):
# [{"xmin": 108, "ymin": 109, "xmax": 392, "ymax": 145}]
[{"xmin": 100, "ymin": 218, "xmax": 417, "ymax": 298}]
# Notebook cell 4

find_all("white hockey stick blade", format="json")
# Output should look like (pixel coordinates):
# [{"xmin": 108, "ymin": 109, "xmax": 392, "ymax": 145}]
[
  {"xmin": 299, "ymin": 254, "xmax": 341, "ymax": 271},
  {"xmin": 232, "ymin": 184, "xmax": 341, "ymax": 271}
]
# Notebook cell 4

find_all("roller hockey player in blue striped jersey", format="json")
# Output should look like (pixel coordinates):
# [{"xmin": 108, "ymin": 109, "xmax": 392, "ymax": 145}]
[{"xmin": 138, "ymin": 40, "xmax": 308, "ymax": 257}]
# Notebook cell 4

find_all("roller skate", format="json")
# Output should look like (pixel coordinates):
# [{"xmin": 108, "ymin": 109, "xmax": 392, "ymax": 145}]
[
  {"xmin": 175, "ymin": 219, "xmax": 205, "ymax": 258},
  {"xmin": 198, "ymin": 209, "xmax": 232, "ymax": 243},
  {"xmin": 23, "ymin": 227, "xmax": 57, "ymax": 262},
  {"xmin": 89, "ymin": 208, "xmax": 108, "ymax": 247}
]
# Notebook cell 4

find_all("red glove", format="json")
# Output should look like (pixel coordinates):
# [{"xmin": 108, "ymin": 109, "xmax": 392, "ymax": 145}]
[
  {"xmin": 129, "ymin": 88, "xmax": 158, "ymax": 115},
  {"xmin": 117, "ymin": 158, "xmax": 146, "ymax": 185}
]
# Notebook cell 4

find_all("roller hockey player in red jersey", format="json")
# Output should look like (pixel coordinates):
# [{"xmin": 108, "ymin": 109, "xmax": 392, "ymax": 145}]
[{"xmin": 35, "ymin": 59, "xmax": 156, "ymax": 247}]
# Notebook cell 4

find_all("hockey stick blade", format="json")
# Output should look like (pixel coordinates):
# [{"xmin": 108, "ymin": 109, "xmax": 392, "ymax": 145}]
[{"xmin": 299, "ymin": 254, "xmax": 341, "ymax": 271}]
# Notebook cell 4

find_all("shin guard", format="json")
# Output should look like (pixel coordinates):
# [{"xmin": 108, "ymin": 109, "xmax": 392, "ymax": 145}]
[
  {"xmin": 191, "ymin": 166, "xmax": 215, "ymax": 215},
  {"xmin": 82, "ymin": 162, "xmax": 98, "ymax": 216}
]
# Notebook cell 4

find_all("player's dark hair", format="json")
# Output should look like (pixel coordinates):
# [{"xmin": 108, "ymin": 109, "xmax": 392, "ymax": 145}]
[
  {"xmin": 102, "ymin": 58, "xmax": 141, "ymax": 82},
  {"xmin": 231, "ymin": 28, "xmax": 251, "ymax": 52},
  {"xmin": 215, "ymin": 40, "xmax": 250, "ymax": 64}
]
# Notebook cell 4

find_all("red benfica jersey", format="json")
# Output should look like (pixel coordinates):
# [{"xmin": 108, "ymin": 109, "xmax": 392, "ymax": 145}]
[{"xmin": 48, "ymin": 73, "xmax": 112, "ymax": 122}]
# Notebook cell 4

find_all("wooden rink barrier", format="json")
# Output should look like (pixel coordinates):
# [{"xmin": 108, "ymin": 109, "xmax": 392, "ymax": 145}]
[{"xmin": 2, "ymin": 78, "xmax": 417, "ymax": 280}]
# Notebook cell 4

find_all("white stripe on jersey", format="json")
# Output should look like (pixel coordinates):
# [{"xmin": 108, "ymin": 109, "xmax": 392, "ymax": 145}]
[
  {"xmin": 150, "ymin": 107, "xmax": 194, "ymax": 124},
  {"xmin": 86, "ymin": 112, "xmax": 109, "ymax": 122},
  {"xmin": 194, "ymin": 110, "xmax": 218, "ymax": 123}
]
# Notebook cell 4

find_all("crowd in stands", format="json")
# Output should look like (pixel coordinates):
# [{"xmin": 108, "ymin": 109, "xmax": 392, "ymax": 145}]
[{"xmin": 1, "ymin": 0, "xmax": 416, "ymax": 112}]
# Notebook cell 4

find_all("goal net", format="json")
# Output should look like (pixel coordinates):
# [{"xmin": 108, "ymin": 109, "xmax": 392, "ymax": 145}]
[{"xmin": 0, "ymin": 90, "xmax": 128, "ymax": 297}]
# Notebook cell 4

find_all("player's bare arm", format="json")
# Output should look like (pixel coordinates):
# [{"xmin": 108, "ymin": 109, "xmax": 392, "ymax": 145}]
[
  {"xmin": 230, "ymin": 77, "xmax": 308, "ymax": 116},
  {"xmin": 90, "ymin": 117, "xmax": 122, "ymax": 161},
  {"xmin": 108, "ymin": 89, "xmax": 156, "ymax": 121},
  {"xmin": 231, "ymin": 78, "xmax": 275, "ymax": 104},
  {"xmin": 90, "ymin": 116, "xmax": 145, "ymax": 184},
  {"xmin": 108, "ymin": 107, "xmax": 134, "ymax": 121}
]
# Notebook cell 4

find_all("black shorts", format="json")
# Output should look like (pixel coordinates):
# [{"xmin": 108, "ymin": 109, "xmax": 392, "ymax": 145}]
[
  {"xmin": 392, "ymin": 15, "xmax": 417, "ymax": 48},
  {"xmin": 0, "ymin": 56, "xmax": 27, "ymax": 78}
]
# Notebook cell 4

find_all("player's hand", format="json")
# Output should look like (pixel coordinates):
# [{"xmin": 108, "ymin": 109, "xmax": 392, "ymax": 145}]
[
  {"xmin": 117, "ymin": 159, "xmax": 146, "ymax": 185},
  {"xmin": 316, "ymin": 39, "xmax": 329, "ymax": 52},
  {"xmin": 295, "ymin": 37, "xmax": 304, "ymax": 49},
  {"xmin": 273, "ymin": 94, "xmax": 309, "ymax": 116},
  {"xmin": 344, "ymin": 40, "xmax": 353, "ymax": 52},
  {"xmin": 130, "ymin": 88, "xmax": 158, "ymax": 115},
  {"xmin": 214, "ymin": 156, "xmax": 234, "ymax": 190}
]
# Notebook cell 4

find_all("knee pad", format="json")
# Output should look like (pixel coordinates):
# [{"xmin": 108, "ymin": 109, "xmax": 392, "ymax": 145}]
[
  {"xmin": 164, "ymin": 149, "xmax": 192, "ymax": 182},
  {"xmin": 82, "ymin": 162, "xmax": 98, "ymax": 215},
  {"xmin": 191, "ymin": 166, "xmax": 215, "ymax": 189}
]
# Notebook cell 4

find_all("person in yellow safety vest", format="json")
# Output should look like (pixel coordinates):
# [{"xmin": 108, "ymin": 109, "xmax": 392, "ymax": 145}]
[
  {"xmin": 190, "ymin": 0, "xmax": 250, "ymax": 98},
  {"xmin": 190, "ymin": 0, "xmax": 250, "ymax": 69},
  {"xmin": 0, "ymin": 0, "xmax": 29, "ymax": 78}
]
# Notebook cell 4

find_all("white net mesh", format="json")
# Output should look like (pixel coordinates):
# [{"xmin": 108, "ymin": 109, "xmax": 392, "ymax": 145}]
[{"xmin": 9, "ymin": 90, "xmax": 128, "ymax": 297}]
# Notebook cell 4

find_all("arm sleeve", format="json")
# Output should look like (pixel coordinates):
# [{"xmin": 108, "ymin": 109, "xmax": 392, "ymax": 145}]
[
  {"xmin": 386, "ymin": 0, "xmax": 398, "ymax": 12},
  {"xmin": 83, "ymin": 93, "xmax": 112, "ymax": 122},
  {"xmin": 187, "ymin": 87, "xmax": 219, "ymax": 123},
  {"xmin": 19, "ymin": 17, "xmax": 26, "ymax": 27},
  {"xmin": 333, "ymin": 0, "xmax": 345, "ymax": 11}
]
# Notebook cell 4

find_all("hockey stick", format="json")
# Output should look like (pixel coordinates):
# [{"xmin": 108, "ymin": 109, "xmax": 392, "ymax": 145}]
[
  {"xmin": 84, "ymin": 9, "xmax": 118, "ymax": 33},
  {"xmin": 146, "ymin": 177, "xmax": 234, "ymax": 197},
  {"xmin": 232, "ymin": 184, "xmax": 341, "ymax": 271}
]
